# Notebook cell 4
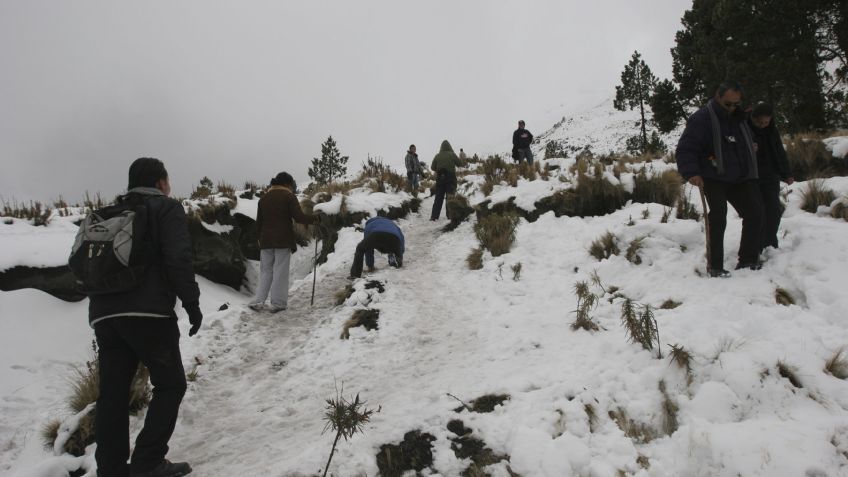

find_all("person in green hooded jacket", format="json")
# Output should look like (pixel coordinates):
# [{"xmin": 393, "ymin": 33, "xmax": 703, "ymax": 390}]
[{"xmin": 430, "ymin": 140, "xmax": 463, "ymax": 220}]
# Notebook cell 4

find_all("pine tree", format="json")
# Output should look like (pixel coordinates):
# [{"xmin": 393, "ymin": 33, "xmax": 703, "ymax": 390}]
[
  {"xmin": 614, "ymin": 51, "xmax": 659, "ymax": 154},
  {"xmin": 650, "ymin": 79, "xmax": 687, "ymax": 134},
  {"xmin": 308, "ymin": 136, "xmax": 349, "ymax": 186},
  {"xmin": 670, "ymin": 0, "xmax": 846, "ymax": 131}
]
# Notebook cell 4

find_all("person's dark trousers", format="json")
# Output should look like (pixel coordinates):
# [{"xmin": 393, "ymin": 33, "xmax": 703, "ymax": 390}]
[
  {"xmin": 94, "ymin": 317, "xmax": 187, "ymax": 477},
  {"xmin": 758, "ymin": 179, "xmax": 783, "ymax": 249},
  {"xmin": 349, "ymin": 232, "xmax": 402, "ymax": 278},
  {"xmin": 703, "ymin": 179, "xmax": 765, "ymax": 270}
]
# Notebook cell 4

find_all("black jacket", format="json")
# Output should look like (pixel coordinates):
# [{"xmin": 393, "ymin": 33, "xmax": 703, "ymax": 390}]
[
  {"xmin": 676, "ymin": 99, "xmax": 757, "ymax": 183},
  {"xmin": 513, "ymin": 128, "xmax": 534, "ymax": 149},
  {"xmin": 749, "ymin": 119, "xmax": 792, "ymax": 182},
  {"xmin": 89, "ymin": 188, "xmax": 200, "ymax": 326}
]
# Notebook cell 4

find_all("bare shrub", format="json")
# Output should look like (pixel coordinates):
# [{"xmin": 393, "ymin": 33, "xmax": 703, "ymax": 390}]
[
  {"xmin": 668, "ymin": 343, "xmax": 693, "ymax": 376},
  {"xmin": 676, "ymin": 187, "xmax": 700, "ymax": 220},
  {"xmin": 474, "ymin": 213, "xmax": 520, "ymax": 257},
  {"xmin": 589, "ymin": 231, "xmax": 619, "ymax": 261},
  {"xmin": 321, "ymin": 389, "xmax": 377, "ymax": 477},
  {"xmin": 608, "ymin": 407, "xmax": 657, "ymax": 443},
  {"xmin": 800, "ymin": 179, "xmax": 836, "ymax": 213},
  {"xmin": 660, "ymin": 207, "xmax": 671, "ymax": 223}
]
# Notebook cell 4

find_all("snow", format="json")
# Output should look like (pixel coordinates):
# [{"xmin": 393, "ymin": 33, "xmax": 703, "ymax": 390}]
[
  {"xmin": 200, "ymin": 221, "xmax": 234, "ymax": 234},
  {"xmin": 823, "ymin": 135, "xmax": 848, "ymax": 159},
  {"xmin": 3, "ymin": 138, "xmax": 848, "ymax": 475}
]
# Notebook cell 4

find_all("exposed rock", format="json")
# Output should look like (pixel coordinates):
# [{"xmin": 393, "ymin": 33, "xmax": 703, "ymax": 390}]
[{"xmin": 0, "ymin": 265, "xmax": 85, "ymax": 302}]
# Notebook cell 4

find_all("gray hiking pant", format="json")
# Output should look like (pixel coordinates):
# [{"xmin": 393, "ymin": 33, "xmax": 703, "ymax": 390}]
[{"xmin": 251, "ymin": 248, "xmax": 291, "ymax": 308}]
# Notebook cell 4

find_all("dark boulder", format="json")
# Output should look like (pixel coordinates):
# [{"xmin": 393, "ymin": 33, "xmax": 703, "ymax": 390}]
[{"xmin": 0, "ymin": 265, "xmax": 85, "ymax": 302}]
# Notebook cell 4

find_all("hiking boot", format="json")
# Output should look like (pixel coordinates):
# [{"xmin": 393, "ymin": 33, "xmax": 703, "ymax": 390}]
[
  {"xmin": 130, "ymin": 460, "xmax": 192, "ymax": 477},
  {"xmin": 708, "ymin": 268, "xmax": 731, "ymax": 278},
  {"xmin": 248, "ymin": 303, "xmax": 264, "ymax": 312},
  {"xmin": 387, "ymin": 254, "xmax": 398, "ymax": 268},
  {"xmin": 735, "ymin": 261, "xmax": 762, "ymax": 271},
  {"xmin": 268, "ymin": 305, "xmax": 286, "ymax": 313}
]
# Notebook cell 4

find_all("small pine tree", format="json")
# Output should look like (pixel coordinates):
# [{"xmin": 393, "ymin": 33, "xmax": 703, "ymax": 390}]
[
  {"xmin": 309, "ymin": 136, "xmax": 349, "ymax": 186},
  {"xmin": 650, "ymin": 79, "xmax": 687, "ymax": 134},
  {"xmin": 614, "ymin": 51, "xmax": 659, "ymax": 154}
]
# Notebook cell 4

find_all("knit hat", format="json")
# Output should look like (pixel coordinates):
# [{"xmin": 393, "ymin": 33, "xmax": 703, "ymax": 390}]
[{"xmin": 128, "ymin": 157, "xmax": 168, "ymax": 189}]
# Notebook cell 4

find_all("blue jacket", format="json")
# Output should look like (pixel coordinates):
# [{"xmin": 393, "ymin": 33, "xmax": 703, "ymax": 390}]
[
  {"xmin": 364, "ymin": 217, "xmax": 404, "ymax": 267},
  {"xmin": 676, "ymin": 99, "xmax": 757, "ymax": 183}
]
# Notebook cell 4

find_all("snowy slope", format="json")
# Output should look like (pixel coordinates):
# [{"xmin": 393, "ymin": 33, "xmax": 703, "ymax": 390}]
[
  {"xmin": 3, "ymin": 167, "xmax": 848, "ymax": 476},
  {"xmin": 532, "ymin": 98, "xmax": 683, "ymax": 157}
]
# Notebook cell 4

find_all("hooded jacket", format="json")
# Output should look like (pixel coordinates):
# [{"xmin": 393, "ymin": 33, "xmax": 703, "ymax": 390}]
[
  {"xmin": 88, "ymin": 187, "xmax": 200, "ymax": 326},
  {"xmin": 430, "ymin": 140, "xmax": 462, "ymax": 175},
  {"xmin": 749, "ymin": 119, "xmax": 792, "ymax": 182},
  {"xmin": 256, "ymin": 185, "xmax": 317, "ymax": 251}
]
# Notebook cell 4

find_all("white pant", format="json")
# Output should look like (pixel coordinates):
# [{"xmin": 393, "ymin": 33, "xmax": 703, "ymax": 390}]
[{"xmin": 251, "ymin": 248, "xmax": 291, "ymax": 308}]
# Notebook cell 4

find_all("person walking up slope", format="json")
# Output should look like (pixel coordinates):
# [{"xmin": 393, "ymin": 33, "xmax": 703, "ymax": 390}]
[
  {"xmin": 430, "ymin": 140, "xmax": 462, "ymax": 221},
  {"xmin": 349, "ymin": 216, "xmax": 405, "ymax": 278},
  {"xmin": 249, "ymin": 172, "xmax": 319, "ymax": 312}
]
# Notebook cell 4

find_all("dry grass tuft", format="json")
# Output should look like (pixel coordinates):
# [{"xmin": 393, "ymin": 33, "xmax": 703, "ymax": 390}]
[
  {"xmin": 335, "ymin": 284, "xmax": 355, "ymax": 306},
  {"xmin": 584, "ymin": 403, "xmax": 598, "ymax": 433},
  {"xmin": 775, "ymin": 287, "xmax": 795, "ymax": 306},
  {"xmin": 800, "ymin": 179, "xmax": 836, "ymax": 213},
  {"xmin": 632, "ymin": 169, "xmax": 682, "ymax": 207},
  {"xmin": 620, "ymin": 299, "xmax": 661, "ymax": 357},
  {"xmin": 589, "ymin": 231, "xmax": 619, "ymax": 261},
  {"xmin": 658, "ymin": 380, "xmax": 679, "ymax": 436},
  {"xmin": 511, "ymin": 262, "xmax": 522, "ymax": 281},
  {"xmin": 474, "ymin": 213, "xmax": 520, "ymax": 257},
  {"xmin": 659, "ymin": 299, "xmax": 682, "ymax": 310},
  {"xmin": 625, "ymin": 237, "xmax": 645, "ymax": 265},
  {"xmin": 777, "ymin": 360, "xmax": 803, "ymax": 388},
  {"xmin": 608, "ymin": 407, "xmax": 657, "ymax": 443},
  {"xmin": 676, "ymin": 187, "xmax": 700, "ymax": 221},
  {"xmin": 571, "ymin": 281, "xmax": 600, "ymax": 332},
  {"xmin": 710, "ymin": 337, "xmax": 746, "ymax": 363},
  {"xmin": 340, "ymin": 309, "xmax": 380, "ymax": 339},
  {"xmin": 825, "ymin": 347, "xmax": 848, "ymax": 379},
  {"xmin": 466, "ymin": 247, "xmax": 484, "ymax": 270},
  {"xmin": 785, "ymin": 135, "xmax": 848, "ymax": 180},
  {"xmin": 830, "ymin": 197, "xmax": 848, "ymax": 221},
  {"xmin": 667, "ymin": 344, "xmax": 693, "ymax": 377},
  {"xmin": 41, "ymin": 419, "xmax": 61, "ymax": 450}
]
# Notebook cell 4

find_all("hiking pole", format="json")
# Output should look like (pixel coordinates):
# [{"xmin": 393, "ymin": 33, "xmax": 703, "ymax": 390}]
[
  {"xmin": 697, "ymin": 184, "xmax": 711, "ymax": 271},
  {"xmin": 310, "ymin": 226, "xmax": 319, "ymax": 307}
]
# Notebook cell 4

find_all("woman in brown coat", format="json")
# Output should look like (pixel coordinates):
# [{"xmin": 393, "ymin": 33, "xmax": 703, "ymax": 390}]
[{"xmin": 248, "ymin": 172, "xmax": 318, "ymax": 312}]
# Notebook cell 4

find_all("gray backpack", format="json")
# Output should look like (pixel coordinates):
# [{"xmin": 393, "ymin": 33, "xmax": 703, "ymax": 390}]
[{"xmin": 68, "ymin": 196, "xmax": 152, "ymax": 295}]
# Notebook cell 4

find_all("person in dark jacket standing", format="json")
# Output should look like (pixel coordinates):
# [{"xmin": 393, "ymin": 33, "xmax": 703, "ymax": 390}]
[
  {"xmin": 748, "ymin": 103, "xmax": 794, "ymax": 250},
  {"xmin": 349, "ymin": 216, "xmax": 405, "ymax": 278},
  {"xmin": 676, "ymin": 81, "xmax": 764, "ymax": 277},
  {"xmin": 248, "ymin": 172, "xmax": 318, "ymax": 312},
  {"xmin": 89, "ymin": 158, "xmax": 200, "ymax": 477},
  {"xmin": 430, "ymin": 140, "xmax": 463, "ymax": 221},
  {"xmin": 512, "ymin": 120, "xmax": 534, "ymax": 165},
  {"xmin": 404, "ymin": 144, "xmax": 422, "ymax": 194}
]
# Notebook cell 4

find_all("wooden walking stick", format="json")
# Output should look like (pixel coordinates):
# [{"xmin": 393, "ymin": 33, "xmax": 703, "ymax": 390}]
[
  {"xmin": 311, "ymin": 227, "xmax": 319, "ymax": 306},
  {"xmin": 697, "ymin": 184, "xmax": 711, "ymax": 271}
]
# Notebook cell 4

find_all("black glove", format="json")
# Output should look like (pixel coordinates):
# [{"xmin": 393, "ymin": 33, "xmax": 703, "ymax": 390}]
[{"xmin": 185, "ymin": 302, "xmax": 203, "ymax": 337}]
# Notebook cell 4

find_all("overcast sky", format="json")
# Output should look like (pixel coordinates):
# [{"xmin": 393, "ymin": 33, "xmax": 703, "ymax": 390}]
[{"xmin": 1, "ymin": 0, "xmax": 691, "ymax": 203}]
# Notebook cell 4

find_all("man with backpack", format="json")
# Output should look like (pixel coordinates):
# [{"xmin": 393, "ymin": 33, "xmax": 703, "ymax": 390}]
[
  {"xmin": 71, "ymin": 157, "xmax": 200, "ymax": 477},
  {"xmin": 430, "ymin": 140, "xmax": 463, "ymax": 221}
]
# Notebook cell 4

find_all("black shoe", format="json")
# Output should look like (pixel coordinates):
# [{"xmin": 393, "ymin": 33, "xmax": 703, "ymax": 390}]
[
  {"xmin": 131, "ymin": 460, "xmax": 192, "ymax": 477},
  {"xmin": 708, "ymin": 268, "xmax": 731, "ymax": 278},
  {"xmin": 735, "ymin": 261, "xmax": 762, "ymax": 271}
]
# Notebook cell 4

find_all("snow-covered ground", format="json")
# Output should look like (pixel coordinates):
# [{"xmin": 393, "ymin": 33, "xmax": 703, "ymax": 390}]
[{"xmin": 3, "ymin": 159, "xmax": 848, "ymax": 476}]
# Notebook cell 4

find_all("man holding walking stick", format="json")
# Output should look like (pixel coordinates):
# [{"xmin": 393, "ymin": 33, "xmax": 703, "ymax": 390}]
[{"xmin": 676, "ymin": 81, "xmax": 764, "ymax": 278}]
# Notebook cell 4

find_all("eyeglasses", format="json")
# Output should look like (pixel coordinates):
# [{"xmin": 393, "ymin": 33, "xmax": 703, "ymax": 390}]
[{"xmin": 722, "ymin": 101, "xmax": 741, "ymax": 109}]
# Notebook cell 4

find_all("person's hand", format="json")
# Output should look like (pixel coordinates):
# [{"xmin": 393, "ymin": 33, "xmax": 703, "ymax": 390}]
[
  {"xmin": 786, "ymin": 177, "xmax": 795, "ymax": 185},
  {"xmin": 688, "ymin": 175, "xmax": 704, "ymax": 188},
  {"xmin": 185, "ymin": 303, "xmax": 203, "ymax": 337},
  {"xmin": 753, "ymin": 143, "xmax": 759, "ymax": 153}
]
